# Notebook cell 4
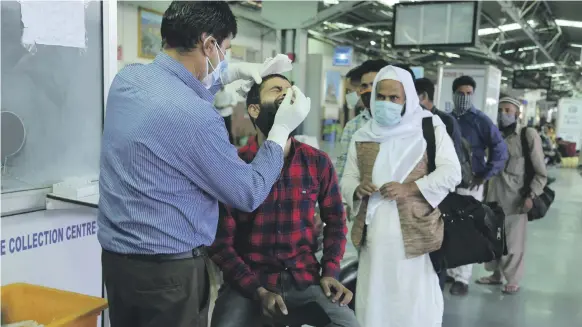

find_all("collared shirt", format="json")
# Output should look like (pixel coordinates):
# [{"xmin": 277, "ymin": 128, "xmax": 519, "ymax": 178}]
[
  {"xmin": 454, "ymin": 107, "xmax": 508, "ymax": 180},
  {"xmin": 210, "ymin": 136, "xmax": 347, "ymax": 298},
  {"xmin": 336, "ymin": 110, "xmax": 371, "ymax": 183},
  {"xmin": 98, "ymin": 53, "xmax": 284, "ymax": 255}
]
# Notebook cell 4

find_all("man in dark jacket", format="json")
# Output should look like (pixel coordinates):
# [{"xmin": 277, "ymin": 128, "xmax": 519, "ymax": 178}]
[
  {"xmin": 415, "ymin": 78, "xmax": 463, "ymax": 156},
  {"xmin": 415, "ymin": 77, "xmax": 466, "ymax": 291}
]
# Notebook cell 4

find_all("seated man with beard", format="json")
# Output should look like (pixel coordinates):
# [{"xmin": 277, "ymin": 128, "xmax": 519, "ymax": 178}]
[{"xmin": 210, "ymin": 74, "xmax": 358, "ymax": 327}]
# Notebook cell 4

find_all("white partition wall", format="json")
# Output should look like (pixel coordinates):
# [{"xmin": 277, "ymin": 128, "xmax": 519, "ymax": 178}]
[{"xmin": 436, "ymin": 65, "xmax": 503, "ymax": 123}]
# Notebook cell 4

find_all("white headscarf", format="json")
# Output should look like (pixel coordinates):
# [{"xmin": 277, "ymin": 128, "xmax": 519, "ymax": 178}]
[
  {"xmin": 354, "ymin": 65, "xmax": 438, "ymax": 142},
  {"xmin": 352, "ymin": 65, "xmax": 445, "ymax": 225}
]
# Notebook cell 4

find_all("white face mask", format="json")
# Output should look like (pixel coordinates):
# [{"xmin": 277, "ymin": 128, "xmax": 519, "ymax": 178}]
[
  {"xmin": 373, "ymin": 100, "xmax": 404, "ymax": 126},
  {"xmin": 346, "ymin": 92, "xmax": 359, "ymax": 110},
  {"xmin": 201, "ymin": 36, "xmax": 227, "ymax": 88}
]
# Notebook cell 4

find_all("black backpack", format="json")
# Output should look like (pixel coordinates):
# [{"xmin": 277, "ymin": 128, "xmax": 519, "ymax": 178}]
[
  {"xmin": 520, "ymin": 128, "xmax": 555, "ymax": 221},
  {"xmin": 422, "ymin": 117, "xmax": 508, "ymax": 271}
]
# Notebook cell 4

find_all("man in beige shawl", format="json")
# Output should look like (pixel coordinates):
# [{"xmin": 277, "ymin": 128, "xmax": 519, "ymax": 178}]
[
  {"xmin": 340, "ymin": 66, "xmax": 461, "ymax": 327},
  {"xmin": 478, "ymin": 97, "xmax": 547, "ymax": 293}
]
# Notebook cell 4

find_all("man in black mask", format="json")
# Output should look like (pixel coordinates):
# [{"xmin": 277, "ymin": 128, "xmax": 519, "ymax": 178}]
[{"xmin": 209, "ymin": 74, "xmax": 359, "ymax": 327}]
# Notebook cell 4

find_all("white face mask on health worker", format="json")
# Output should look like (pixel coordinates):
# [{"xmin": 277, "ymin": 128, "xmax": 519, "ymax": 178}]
[
  {"xmin": 201, "ymin": 35, "xmax": 227, "ymax": 88},
  {"xmin": 346, "ymin": 92, "xmax": 360, "ymax": 110},
  {"xmin": 373, "ymin": 100, "xmax": 404, "ymax": 126}
]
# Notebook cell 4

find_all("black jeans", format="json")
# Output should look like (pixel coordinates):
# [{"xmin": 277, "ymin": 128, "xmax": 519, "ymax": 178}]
[
  {"xmin": 438, "ymin": 269, "xmax": 447, "ymax": 290},
  {"xmin": 102, "ymin": 250, "xmax": 210, "ymax": 327},
  {"xmin": 211, "ymin": 272, "xmax": 360, "ymax": 327}
]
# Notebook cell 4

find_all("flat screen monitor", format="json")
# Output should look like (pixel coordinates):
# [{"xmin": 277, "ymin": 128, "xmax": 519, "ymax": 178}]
[
  {"xmin": 411, "ymin": 66, "xmax": 425, "ymax": 79},
  {"xmin": 392, "ymin": 1, "xmax": 479, "ymax": 48},
  {"xmin": 512, "ymin": 70, "xmax": 552, "ymax": 90}
]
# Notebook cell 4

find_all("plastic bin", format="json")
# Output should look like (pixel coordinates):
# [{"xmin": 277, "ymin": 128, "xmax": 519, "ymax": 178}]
[{"xmin": 1, "ymin": 283, "xmax": 107, "ymax": 327}]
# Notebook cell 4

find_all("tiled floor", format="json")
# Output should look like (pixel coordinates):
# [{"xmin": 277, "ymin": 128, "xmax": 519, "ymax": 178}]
[{"xmin": 442, "ymin": 168, "xmax": 582, "ymax": 327}]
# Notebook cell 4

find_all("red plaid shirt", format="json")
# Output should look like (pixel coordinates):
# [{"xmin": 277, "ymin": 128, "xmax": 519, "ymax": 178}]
[{"xmin": 210, "ymin": 136, "xmax": 346, "ymax": 298}]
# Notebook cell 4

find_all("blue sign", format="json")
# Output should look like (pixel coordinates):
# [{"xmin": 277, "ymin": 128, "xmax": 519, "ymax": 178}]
[
  {"xmin": 333, "ymin": 46, "xmax": 353, "ymax": 66},
  {"xmin": 411, "ymin": 66, "xmax": 424, "ymax": 79}
]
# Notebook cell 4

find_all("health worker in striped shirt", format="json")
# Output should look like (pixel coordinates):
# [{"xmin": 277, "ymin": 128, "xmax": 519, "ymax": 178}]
[
  {"xmin": 210, "ymin": 74, "xmax": 359, "ymax": 327},
  {"xmin": 97, "ymin": 2, "xmax": 310, "ymax": 327}
]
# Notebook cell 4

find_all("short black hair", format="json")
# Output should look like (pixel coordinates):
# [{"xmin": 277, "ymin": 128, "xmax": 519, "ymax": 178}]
[
  {"xmin": 415, "ymin": 78, "xmax": 435, "ymax": 101},
  {"xmin": 394, "ymin": 64, "xmax": 416, "ymax": 80},
  {"xmin": 161, "ymin": 1, "xmax": 237, "ymax": 52},
  {"xmin": 246, "ymin": 74, "xmax": 290, "ymax": 108},
  {"xmin": 352, "ymin": 59, "xmax": 390, "ymax": 81},
  {"xmin": 452, "ymin": 75, "xmax": 477, "ymax": 92},
  {"xmin": 346, "ymin": 66, "xmax": 361, "ymax": 81}
]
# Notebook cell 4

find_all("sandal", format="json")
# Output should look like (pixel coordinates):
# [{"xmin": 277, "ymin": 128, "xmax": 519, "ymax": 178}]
[
  {"xmin": 475, "ymin": 276, "xmax": 503, "ymax": 285},
  {"xmin": 502, "ymin": 284, "xmax": 520, "ymax": 294}
]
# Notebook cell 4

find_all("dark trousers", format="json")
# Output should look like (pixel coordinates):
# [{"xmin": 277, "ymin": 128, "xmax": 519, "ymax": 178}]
[
  {"xmin": 102, "ymin": 250, "xmax": 210, "ymax": 327},
  {"xmin": 211, "ymin": 272, "xmax": 360, "ymax": 327},
  {"xmin": 438, "ymin": 269, "xmax": 447, "ymax": 290}
]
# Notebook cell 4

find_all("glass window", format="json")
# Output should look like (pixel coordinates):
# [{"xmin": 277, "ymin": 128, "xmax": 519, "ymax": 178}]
[{"xmin": 1, "ymin": 1, "xmax": 103, "ymax": 193}]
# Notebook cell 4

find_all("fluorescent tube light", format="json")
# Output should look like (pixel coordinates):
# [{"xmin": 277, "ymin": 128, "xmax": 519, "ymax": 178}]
[
  {"xmin": 478, "ymin": 20, "xmax": 536, "ymax": 36},
  {"xmin": 556, "ymin": 19, "xmax": 582, "ymax": 28}
]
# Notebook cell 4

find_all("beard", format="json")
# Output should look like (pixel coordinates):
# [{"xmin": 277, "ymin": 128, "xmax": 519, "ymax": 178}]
[{"xmin": 253, "ymin": 97, "xmax": 297, "ymax": 137}]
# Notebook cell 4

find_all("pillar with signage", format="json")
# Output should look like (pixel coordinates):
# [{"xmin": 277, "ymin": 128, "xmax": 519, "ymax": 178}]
[
  {"xmin": 436, "ymin": 65, "xmax": 502, "ymax": 123},
  {"xmin": 556, "ymin": 98, "xmax": 582, "ymax": 150},
  {"xmin": 260, "ymin": 1, "xmax": 316, "ymax": 137}
]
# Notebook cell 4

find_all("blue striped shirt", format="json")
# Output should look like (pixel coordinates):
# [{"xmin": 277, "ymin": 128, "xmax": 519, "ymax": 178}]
[{"xmin": 98, "ymin": 53, "xmax": 284, "ymax": 255}]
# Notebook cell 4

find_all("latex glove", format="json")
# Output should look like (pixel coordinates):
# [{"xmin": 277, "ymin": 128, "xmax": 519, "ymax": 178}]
[
  {"xmin": 267, "ymin": 86, "xmax": 311, "ymax": 148},
  {"xmin": 237, "ymin": 54, "xmax": 293, "ymax": 98},
  {"xmin": 220, "ymin": 62, "xmax": 263, "ymax": 85}
]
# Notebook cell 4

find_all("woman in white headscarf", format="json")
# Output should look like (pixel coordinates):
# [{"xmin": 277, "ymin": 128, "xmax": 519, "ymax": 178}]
[{"xmin": 340, "ymin": 66, "xmax": 461, "ymax": 327}]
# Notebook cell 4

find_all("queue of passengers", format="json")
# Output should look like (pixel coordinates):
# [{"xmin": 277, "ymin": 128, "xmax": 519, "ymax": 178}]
[{"xmin": 98, "ymin": 2, "xmax": 548, "ymax": 327}]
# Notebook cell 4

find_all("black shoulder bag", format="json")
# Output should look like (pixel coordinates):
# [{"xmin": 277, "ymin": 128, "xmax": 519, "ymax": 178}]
[
  {"xmin": 520, "ymin": 128, "xmax": 555, "ymax": 221},
  {"xmin": 422, "ymin": 117, "xmax": 508, "ymax": 271}
]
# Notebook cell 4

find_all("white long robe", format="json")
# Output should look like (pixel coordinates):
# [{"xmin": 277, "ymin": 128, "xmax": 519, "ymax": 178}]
[{"xmin": 341, "ymin": 119, "xmax": 460, "ymax": 327}]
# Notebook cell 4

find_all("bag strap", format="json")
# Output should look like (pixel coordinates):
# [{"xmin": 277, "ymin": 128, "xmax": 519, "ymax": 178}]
[
  {"xmin": 422, "ymin": 117, "xmax": 436, "ymax": 173},
  {"xmin": 520, "ymin": 127, "xmax": 534, "ymax": 197}
]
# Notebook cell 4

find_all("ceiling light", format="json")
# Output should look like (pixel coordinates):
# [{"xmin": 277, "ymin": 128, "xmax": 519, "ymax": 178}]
[
  {"xmin": 478, "ymin": 20, "xmax": 536, "ymax": 36},
  {"xmin": 377, "ymin": 0, "xmax": 400, "ymax": 7},
  {"xmin": 501, "ymin": 76, "xmax": 508, "ymax": 80},
  {"xmin": 525, "ymin": 62, "xmax": 555, "ymax": 69},
  {"xmin": 445, "ymin": 52, "xmax": 460, "ymax": 58},
  {"xmin": 552, "ymin": 73, "xmax": 563, "ymax": 77},
  {"xmin": 518, "ymin": 45, "xmax": 538, "ymax": 51},
  {"xmin": 379, "ymin": 10, "xmax": 393, "ymax": 17},
  {"xmin": 357, "ymin": 27, "xmax": 374, "ymax": 33},
  {"xmin": 556, "ymin": 19, "xmax": 582, "ymax": 28},
  {"xmin": 370, "ymin": 40, "xmax": 376, "ymax": 46},
  {"xmin": 571, "ymin": 44, "xmax": 582, "ymax": 48},
  {"xmin": 376, "ymin": 30, "xmax": 392, "ymax": 36},
  {"xmin": 577, "ymin": 61, "xmax": 581, "ymax": 65},
  {"xmin": 504, "ymin": 49, "xmax": 516, "ymax": 54},
  {"xmin": 327, "ymin": 22, "xmax": 354, "ymax": 29}
]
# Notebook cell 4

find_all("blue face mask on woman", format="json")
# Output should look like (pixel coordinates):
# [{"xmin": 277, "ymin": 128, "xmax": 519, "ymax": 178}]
[{"xmin": 373, "ymin": 100, "xmax": 404, "ymax": 126}]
